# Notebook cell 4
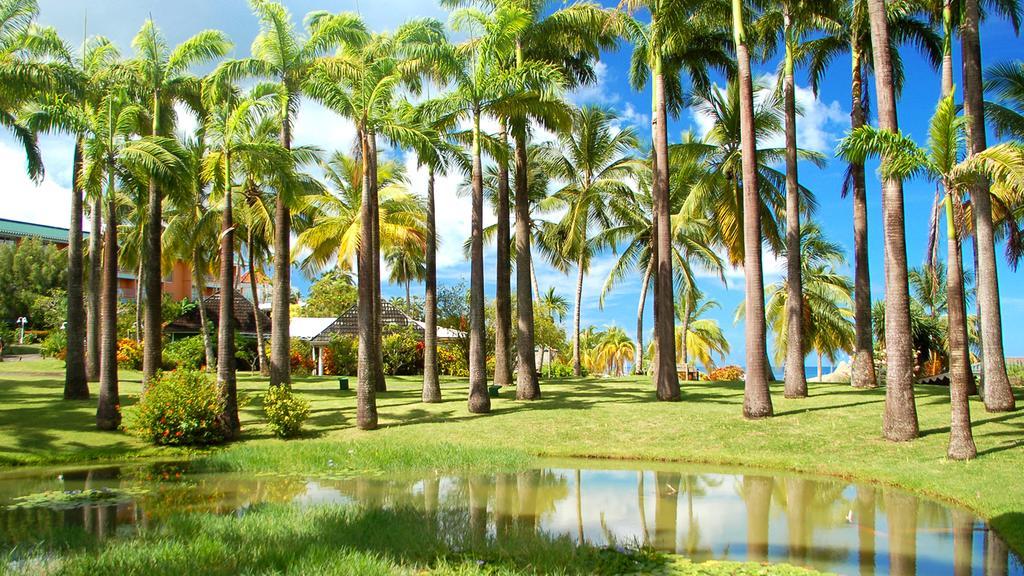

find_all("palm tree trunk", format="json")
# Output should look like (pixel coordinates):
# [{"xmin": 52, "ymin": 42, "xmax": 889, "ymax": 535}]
[
  {"xmin": 247, "ymin": 232, "xmax": 268, "ymax": 376},
  {"xmin": 849, "ymin": 53, "xmax": 878, "ymax": 389},
  {"xmin": 369, "ymin": 131, "xmax": 387, "ymax": 392},
  {"xmin": 514, "ymin": 130, "xmax": 540, "ymax": 400},
  {"xmin": 142, "ymin": 93, "xmax": 163, "ymax": 386},
  {"xmin": 635, "ymin": 257, "xmax": 653, "ymax": 375},
  {"xmin": 494, "ymin": 124, "xmax": 512, "ymax": 389},
  {"xmin": 217, "ymin": 153, "xmax": 239, "ymax": 439},
  {"xmin": 651, "ymin": 49, "xmax": 680, "ymax": 402},
  {"xmin": 423, "ymin": 168, "xmax": 442, "ymax": 403},
  {"xmin": 868, "ymin": 0, "xmax": 919, "ymax": 441},
  {"xmin": 944, "ymin": 193, "xmax": 977, "ymax": 459},
  {"xmin": 735, "ymin": 0, "xmax": 772, "ymax": 418},
  {"xmin": 743, "ymin": 476, "xmax": 773, "ymax": 561},
  {"xmin": 885, "ymin": 492, "xmax": 919, "ymax": 576},
  {"xmin": 356, "ymin": 128, "xmax": 378, "ymax": 429},
  {"xmin": 97, "ymin": 176, "xmax": 120, "ymax": 431},
  {"xmin": 468, "ymin": 111, "xmax": 490, "ymax": 414},
  {"xmin": 531, "ymin": 260, "xmax": 541, "ymax": 301},
  {"xmin": 783, "ymin": 10, "xmax": 808, "ymax": 399},
  {"xmin": 87, "ymin": 195, "xmax": 101, "ymax": 382},
  {"xmin": 269, "ymin": 110, "xmax": 293, "ymax": 388},
  {"xmin": 572, "ymin": 256, "xmax": 585, "ymax": 377},
  {"xmin": 855, "ymin": 487, "xmax": 876, "ymax": 575},
  {"xmin": 961, "ymin": 0, "xmax": 1015, "ymax": 412},
  {"xmin": 65, "ymin": 137, "xmax": 89, "ymax": 399},
  {"xmin": 192, "ymin": 249, "xmax": 215, "ymax": 371},
  {"xmin": 679, "ymin": 297, "xmax": 690, "ymax": 377},
  {"xmin": 134, "ymin": 261, "xmax": 143, "ymax": 342}
]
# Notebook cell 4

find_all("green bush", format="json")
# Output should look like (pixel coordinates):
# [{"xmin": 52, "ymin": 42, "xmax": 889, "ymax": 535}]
[
  {"xmin": 126, "ymin": 370, "xmax": 225, "ymax": 446},
  {"xmin": 546, "ymin": 359, "xmax": 577, "ymax": 378},
  {"xmin": 437, "ymin": 344, "xmax": 468, "ymax": 376},
  {"xmin": 382, "ymin": 327, "xmax": 422, "ymax": 375},
  {"xmin": 40, "ymin": 330, "xmax": 67, "ymax": 359},
  {"xmin": 325, "ymin": 335, "xmax": 357, "ymax": 376},
  {"xmin": 165, "ymin": 336, "xmax": 207, "ymax": 370},
  {"xmin": 263, "ymin": 385, "xmax": 310, "ymax": 438}
]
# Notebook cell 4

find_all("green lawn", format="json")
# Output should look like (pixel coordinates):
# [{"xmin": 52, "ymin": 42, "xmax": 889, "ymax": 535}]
[{"xmin": 1, "ymin": 358, "xmax": 1023, "ymax": 563}]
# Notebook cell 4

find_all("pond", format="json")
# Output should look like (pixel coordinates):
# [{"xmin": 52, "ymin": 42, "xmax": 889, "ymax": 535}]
[{"xmin": 0, "ymin": 459, "xmax": 1020, "ymax": 576}]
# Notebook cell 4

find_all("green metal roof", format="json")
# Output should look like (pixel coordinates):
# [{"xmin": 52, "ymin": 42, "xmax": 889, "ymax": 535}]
[{"xmin": 0, "ymin": 218, "xmax": 88, "ymax": 243}]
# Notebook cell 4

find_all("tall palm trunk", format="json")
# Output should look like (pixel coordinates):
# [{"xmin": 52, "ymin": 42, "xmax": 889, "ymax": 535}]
[
  {"xmin": 86, "ymin": 195, "xmax": 101, "ymax": 382},
  {"xmin": 849, "ymin": 49, "xmax": 878, "ymax": 389},
  {"xmin": 467, "ymin": 111, "xmax": 490, "ymax": 414},
  {"xmin": 572, "ymin": 256, "xmax": 585, "ymax": 377},
  {"xmin": 217, "ymin": 153, "xmax": 239, "ymax": 439},
  {"xmin": 783, "ymin": 9, "xmax": 807, "ymax": 399},
  {"xmin": 944, "ymin": 194, "xmax": 977, "ymax": 460},
  {"xmin": 269, "ymin": 111, "xmax": 293, "ymax": 387},
  {"xmin": 369, "ymin": 132, "xmax": 386, "ymax": 392},
  {"xmin": 651, "ymin": 48, "xmax": 679, "ymax": 401},
  {"xmin": 142, "ymin": 93, "xmax": 163, "ymax": 385},
  {"xmin": 247, "ymin": 231, "xmax": 268, "ymax": 376},
  {"xmin": 494, "ymin": 125, "xmax": 512, "ymax": 389},
  {"xmin": 867, "ymin": 0, "xmax": 918, "ymax": 441},
  {"xmin": 356, "ymin": 128, "xmax": 378, "ymax": 429},
  {"xmin": 514, "ymin": 131, "xmax": 540, "ymax": 400},
  {"xmin": 961, "ymin": 0, "xmax": 1015, "ymax": 412},
  {"xmin": 65, "ymin": 138, "xmax": 89, "ymax": 399},
  {"xmin": 635, "ymin": 257, "xmax": 653, "ymax": 375},
  {"xmin": 679, "ymin": 296, "xmax": 690, "ymax": 376},
  {"xmin": 192, "ymin": 249, "xmax": 215, "ymax": 371},
  {"xmin": 423, "ymin": 168, "xmax": 442, "ymax": 403},
  {"xmin": 97, "ymin": 170, "xmax": 120, "ymax": 431},
  {"xmin": 735, "ymin": 0, "xmax": 772, "ymax": 418}
]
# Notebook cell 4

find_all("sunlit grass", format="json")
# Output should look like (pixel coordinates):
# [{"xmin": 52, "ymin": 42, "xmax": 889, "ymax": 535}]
[{"xmin": 1, "ymin": 360, "xmax": 1022, "ymax": 554}]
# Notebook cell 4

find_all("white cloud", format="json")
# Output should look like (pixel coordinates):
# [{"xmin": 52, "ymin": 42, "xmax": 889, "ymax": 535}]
[
  {"xmin": 0, "ymin": 136, "xmax": 77, "ymax": 230},
  {"xmin": 293, "ymin": 99, "xmax": 358, "ymax": 153},
  {"xmin": 567, "ymin": 61, "xmax": 619, "ymax": 106},
  {"xmin": 621, "ymin": 102, "xmax": 650, "ymax": 128},
  {"xmin": 694, "ymin": 246, "xmax": 786, "ymax": 289}
]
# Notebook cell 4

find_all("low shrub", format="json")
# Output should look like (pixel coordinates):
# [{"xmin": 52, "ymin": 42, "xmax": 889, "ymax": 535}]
[
  {"xmin": 325, "ymin": 335, "xmax": 357, "ymax": 376},
  {"xmin": 546, "ymin": 359, "xmax": 577, "ymax": 379},
  {"xmin": 437, "ymin": 344, "xmax": 468, "ymax": 377},
  {"xmin": 263, "ymin": 385, "xmax": 310, "ymax": 438},
  {"xmin": 40, "ymin": 331, "xmax": 67, "ymax": 359},
  {"xmin": 290, "ymin": 338, "xmax": 314, "ymax": 376},
  {"xmin": 381, "ymin": 327, "xmax": 422, "ymax": 375},
  {"xmin": 708, "ymin": 365, "xmax": 744, "ymax": 382},
  {"xmin": 117, "ymin": 339, "xmax": 143, "ymax": 370},
  {"xmin": 126, "ymin": 370, "xmax": 225, "ymax": 446},
  {"xmin": 165, "ymin": 336, "xmax": 207, "ymax": 370}
]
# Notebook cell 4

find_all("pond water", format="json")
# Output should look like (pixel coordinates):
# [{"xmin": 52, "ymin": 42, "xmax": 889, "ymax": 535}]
[{"xmin": 0, "ymin": 460, "xmax": 1020, "ymax": 576}]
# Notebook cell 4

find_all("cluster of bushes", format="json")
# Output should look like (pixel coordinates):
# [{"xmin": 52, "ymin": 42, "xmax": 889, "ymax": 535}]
[
  {"xmin": 324, "ymin": 335, "xmax": 357, "ymax": 376},
  {"xmin": 117, "ymin": 339, "xmax": 144, "ymax": 370},
  {"xmin": 437, "ymin": 344, "xmax": 468, "ymax": 376},
  {"xmin": 382, "ymin": 328, "xmax": 422, "ymax": 375},
  {"xmin": 545, "ymin": 359, "xmax": 580, "ymax": 379},
  {"xmin": 263, "ymin": 386, "xmax": 310, "ymax": 438},
  {"xmin": 288, "ymin": 328, "xmax": 427, "ymax": 377},
  {"xmin": 708, "ymin": 365, "xmax": 744, "ymax": 382},
  {"xmin": 40, "ymin": 331, "xmax": 67, "ymax": 359},
  {"xmin": 125, "ymin": 370, "xmax": 225, "ymax": 446}
]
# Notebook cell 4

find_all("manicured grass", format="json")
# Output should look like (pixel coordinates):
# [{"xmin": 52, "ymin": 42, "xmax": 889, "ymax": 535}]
[{"xmin": 1, "ymin": 359, "xmax": 1023, "ymax": 558}]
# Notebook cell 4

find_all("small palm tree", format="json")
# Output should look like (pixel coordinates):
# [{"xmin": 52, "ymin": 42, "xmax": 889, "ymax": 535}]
[
  {"xmin": 674, "ymin": 289, "xmax": 729, "ymax": 375},
  {"xmin": 593, "ymin": 326, "xmax": 636, "ymax": 377}
]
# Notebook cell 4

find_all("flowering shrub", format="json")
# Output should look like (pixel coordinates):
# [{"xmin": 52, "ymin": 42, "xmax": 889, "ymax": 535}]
[
  {"xmin": 263, "ymin": 385, "xmax": 310, "ymax": 439},
  {"xmin": 117, "ymin": 339, "xmax": 143, "ymax": 370},
  {"xmin": 325, "ymin": 335, "xmax": 357, "ymax": 376},
  {"xmin": 708, "ymin": 365, "xmax": 744, "ymax": 382},
  {"xmin": 164, "ymin": 336, "xmax": 207, "ymax": 370},
  {"xmin": 289, "ymin": 338, "xmax": 315, "ymax": 375},
  {"xmin": 40, "ymin": 331, "xmax": 67, "ymax": 360},
  {"xmin": 382, "ymin": 327, "xmax": 422, "ymax": 375},
  {"xmin": 437, "ymin": 344, "xmax": 468, "ymax": 377},
  {"xmin": 126, "ymin": 370, "xmax": 225, "ymax": 446}
]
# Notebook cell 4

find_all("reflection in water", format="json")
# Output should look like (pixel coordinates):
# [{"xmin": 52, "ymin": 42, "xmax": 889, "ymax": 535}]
[{"xmin": 1, "ymin": 462, "xmax": 1021, "ymax": 576}]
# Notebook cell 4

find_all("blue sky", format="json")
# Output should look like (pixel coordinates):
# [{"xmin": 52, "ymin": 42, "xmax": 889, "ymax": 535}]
[{"xmin": 1, "ymin": 0, "xmax": 1022, "ymax": 366}]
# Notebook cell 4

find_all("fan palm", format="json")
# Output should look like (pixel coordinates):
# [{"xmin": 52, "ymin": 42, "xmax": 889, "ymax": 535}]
[
  {"xmin": 621, "ymin": 0, "xmax": 734, "ymax": 402},
  {"xmin": 838, "ymin": 93, "xmax": 1024, "ymax": 455},
  {"xmin": 213, "ymin": 0, "xmax": 367, "ymax": 388},
  {"xmin": 127, "ymin": 20, "xmax": 230, "ymax": 384},
  {"xmin": 804, "ymin": 0, "xmax": 941, "ymax": 389}
]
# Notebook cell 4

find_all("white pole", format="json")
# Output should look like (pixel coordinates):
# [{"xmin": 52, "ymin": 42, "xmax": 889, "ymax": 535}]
[{"xmin": 317, "ymin": 346, "xmax": 324, "ymax": 376}]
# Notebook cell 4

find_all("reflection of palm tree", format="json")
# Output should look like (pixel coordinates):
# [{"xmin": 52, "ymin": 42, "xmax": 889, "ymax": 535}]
[
  {"xmin": 680, "ymin": 474, "xmax": 721, "ymax": 558},
  {"xmin": 855, "ymin": 486, "xmax": 877, "ymax": 576},
  {"xmin": 637, "ymin": 471, "xmax": 650, "ymax": 546},
  {"xmin": 742, "ymin": 476, "xmax": 774, "ymax": 561},
  {"xmin": 654, "ymin": 472, "xmax": 681, "ymax": 552},
  {"xmin": 885, "ymin": 491, "xmax": 919, "ymax": 576}
]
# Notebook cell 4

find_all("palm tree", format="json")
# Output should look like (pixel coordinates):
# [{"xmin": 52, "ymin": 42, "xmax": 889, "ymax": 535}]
[
  {"xmin": 423, "ymin": 5, "xmax": 565, "ymax": 414},
  {"xmin": 537, "ymin": 286, "xmax": 569, "ymax": 375},
  {"xmin": 674, "ymin": 289, "xmax": 729, "ymax": 374},
  {"xmin": 78, "ymin": 89, "xmax": 186, "ymax": 430},
  {"xmin": 546, "ymin": 106, "xmax": 638, "ymax": 377},
  {"xmin": 987, "ymin": 60, "xmax": 1024, "ymax": 140},
  {"xmin": 201, "ymin": 81, "xmax": 288, "ymax": 438},
  {"xmin": 764, "ymin": 224, "xmax": 855, "ymax": 384},
  {"xmin": 804, "ymin": 0, "xmax": 941, "ymax": 389},
  {"xmin": 214, "ymin": 0, "xmax": 366, "ymax": 388},
  {"xmin": 622, "ymin": 0, "xmax": 733, "ymax": 401},
  {"xmin": 386, "ymin": 245, "xmax": 427, "ymax": 307},
  {"xmin": 129, "ymin": 19, "xmax": 231, "ymax": 385},
  {"xmin": 839, "ymin": 95, "xmax": 1024, "ymax": 456},
  {"xmin": 593, "ymin": 326, "xmax": 636, "ymax": 376},
  {"xmin": 962, "ymin": 0, "xmax": 1018, "ymax": 412}
]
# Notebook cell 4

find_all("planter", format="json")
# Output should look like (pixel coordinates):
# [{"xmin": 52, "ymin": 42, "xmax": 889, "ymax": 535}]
[{"xmin": 487, "ymin": 385, "xmax": 501, "ymax": 397}]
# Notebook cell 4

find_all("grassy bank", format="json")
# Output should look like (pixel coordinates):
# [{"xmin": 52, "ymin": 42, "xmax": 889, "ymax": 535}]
[{"xmin": 1, "ymin": 359, "xmax": 1022, "ymax": 556}]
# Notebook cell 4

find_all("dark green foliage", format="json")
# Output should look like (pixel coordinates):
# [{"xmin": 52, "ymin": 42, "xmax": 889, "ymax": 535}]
[
  {"xmin": 29, "ymin": 289, "xmax": 67, "ymax": 330},
  {"xmin": 300, "ymin": 270, "xmax": 358, "ymax": 318},
  {"xmin": 39, "ymin": 331, "xmax": 67, "ymax": 359},
  {"xmin": 125, "ymin": 370, "xmax": 225, "ymax": 446},
  {"xmin": 164, "ymin": 336, "xmax": 207, "ymax": 370},
  {"xmin": 0, "ymin": 239, "xmax": 67, "ymax": 329},
  {"xmin": 325, "ymin": 335, "xmax": 358, "ymax": 376}
]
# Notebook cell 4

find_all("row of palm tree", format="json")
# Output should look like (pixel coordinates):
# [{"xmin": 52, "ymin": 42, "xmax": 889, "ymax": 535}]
[{"xmin": 3, "ymin": 0, "xmax": 1022, "ymax": 460}]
